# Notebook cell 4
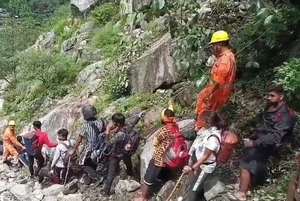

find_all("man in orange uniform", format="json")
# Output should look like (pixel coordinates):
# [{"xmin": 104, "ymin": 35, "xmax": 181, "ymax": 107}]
[
  {"xmin": 195, "ymin": 30, "xmax": 236, "ymax": 131},
  {"xmin": 3, "ymin": 120, "xmax": 26, "ymax": 164}
]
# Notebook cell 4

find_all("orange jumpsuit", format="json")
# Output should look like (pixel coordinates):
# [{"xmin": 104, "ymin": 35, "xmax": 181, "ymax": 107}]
[
  {"xmin": 3, "ymin": 127, "xmax": 23, "ymax": 162},
  {"xmin": 196, "ymin": 50, "xmax": 236, "ymax": 131}
]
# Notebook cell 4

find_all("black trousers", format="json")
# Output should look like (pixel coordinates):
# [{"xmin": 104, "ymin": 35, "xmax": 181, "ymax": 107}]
[
  {"xmin": 84, "ymin": 157, "xmax": 97, "ymax": 170},
  {"xmin": 28, "ymin": 154, "xmax": 45, "ymax": 177},
  {"xmin": 104, "ymin": 155, "xmax": 133, "ymax": 194}
]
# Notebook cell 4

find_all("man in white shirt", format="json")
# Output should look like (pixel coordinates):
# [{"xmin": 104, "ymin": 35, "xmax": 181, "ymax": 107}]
[{"xmin": 50, "ymin": 128, "xmax": 76, "ymax": 184}]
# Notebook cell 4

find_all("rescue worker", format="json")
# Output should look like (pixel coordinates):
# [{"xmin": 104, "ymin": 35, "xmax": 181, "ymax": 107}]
[
  {"xmin": 3, "ymin": 120, "xmax": 26, "ymax": 165},
  {"xmin": 195, "ymin": 30, "xmax": 236, "ymax": 132},
  {"xmin": 228, "ymin": 85, "xmax": 297, "ymax": 201}
]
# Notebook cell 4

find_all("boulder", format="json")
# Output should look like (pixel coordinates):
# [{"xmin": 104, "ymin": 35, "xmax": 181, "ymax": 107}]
[
  {"xmin": 76, "ymin": 61, "xmax": 105, "ymax": 93},
  {"xmin": 140, "ymin": 119, "xmax": 196, "ymax": 180},
  {"xmin": 115, "ymin": 180, "xmax": 141, "ymax": 194},
  {"xmin": 129, "ymin": 33, "xmax": 182, "ymax": 93},
  {"xmin": 76, "ymin": 61, "xmax": 118, "ymax": 93},
  {"xmin": 59, "ymin": 193, "xmax": 83, "ymax": 201},
  {"xmin": 10, "ymin": 184, "xmax": 31, "ymax": 199},
  {"xmin": 0, "ymin": 191, "xmax": 19, "ymax": 201},
  {"xmin": 19, "ymin": 98, "xmax": 97, "ymax": 143},
  {"xmin": 204, "ymin": 176, "xmax": 226, "ymax": 200},
  {"xmin": 70, "ymin": 0, "xmax": 98, "ymax": 13},
  {"xmin": 143, "ymin": 106, "xmax": 164, "ymax": 126},
  {"xmin": 172, "ymin": 82, "xmax": 200, "ymax": 107},
  {"xmin": 156, "ymin": 180, "xmax": 175, "ymax": 201},
  {"xmin": 61, "ymin": 37, "xmax": 77, "ymax": 55},
  {"xmin": 42, "ymin": 184, "xmax": 64, "ymax": 196},
  {"xmin": 35, "ymin": 32, "xmax": 56, "ymax": 50}
]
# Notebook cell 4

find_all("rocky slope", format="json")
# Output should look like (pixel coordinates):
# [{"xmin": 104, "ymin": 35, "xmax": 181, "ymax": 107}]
[{"xmin": 0, "ymin": 0, "xmax": 298, "ymax": 201}]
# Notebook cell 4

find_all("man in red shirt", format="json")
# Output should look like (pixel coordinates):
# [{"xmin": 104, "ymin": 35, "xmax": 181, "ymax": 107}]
[{"xmin": 24, "ymin": 121, "xmax": 57, "ymax": 179}]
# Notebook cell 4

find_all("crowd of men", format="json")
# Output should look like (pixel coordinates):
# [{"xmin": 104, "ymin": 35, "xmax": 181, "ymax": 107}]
[{"xmin": 1, "ymin": 30, "xmax": 300, "ymax": 201}]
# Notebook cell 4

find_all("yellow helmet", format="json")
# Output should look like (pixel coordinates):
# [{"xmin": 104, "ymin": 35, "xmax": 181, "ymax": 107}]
[
  {"xmin": 8, "ymin": 120, "xmax": 16, "ymax": 126},
  {"xmin": 210, "ymin": 30, "xmax": 230, "ymax": 44}
]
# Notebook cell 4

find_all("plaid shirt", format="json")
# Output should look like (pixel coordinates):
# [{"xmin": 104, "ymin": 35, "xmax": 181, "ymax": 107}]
[{"xmin": 153, "ymin": 126, "xmax": 174, "ymax": 167}]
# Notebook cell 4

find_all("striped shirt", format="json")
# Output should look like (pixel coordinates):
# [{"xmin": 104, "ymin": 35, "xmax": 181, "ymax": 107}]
[
  {"xmin": 80, "ymin": 119, "xmax": 106, "ymax": 152},
  {"xmin": 153, "ymin": 126, "xmax": 173, "ymax": 167}
]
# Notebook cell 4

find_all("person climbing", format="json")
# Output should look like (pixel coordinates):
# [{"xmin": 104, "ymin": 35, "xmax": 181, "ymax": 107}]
[
  {"xmin": 228, "ymin": 85, "xmax": 297, "ymax": 201},
  {"xmin": 195, "ymin": 30, "xmax": 236, "ymax": 132},
  {"xmin": 2, "ymin": 120, "xmax": 26, "ymax": 165},
  {"xmin": 70, "ymin": 105, "xmax": 106, "ymax": 171},
  {"xmin": 179, "ymin": 111, "xmax": 225, "ymax": 201},
  {"xmin": 135, "ymin": 100, "xmax": 176, "ymax": 201},
  {"xmin": 23, "ymin": 121, "xmax": 57, "ymax": 178},
  {"xmin": 50, "ymin": 128, "xmax": 76, "ymax": 184},
  {"xmin": 16, "ymin": 136, "xmax": 29, "ymax": 168},
  {"xmin": 103, "ymin": 111, "xmax": 145, "ymax": 196}
]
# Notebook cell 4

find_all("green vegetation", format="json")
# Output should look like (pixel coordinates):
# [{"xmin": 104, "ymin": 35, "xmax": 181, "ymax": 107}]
[
  {"xmin": 1, "ymin": 0, "xmax": 300, "ymax": 199},
  {"xmin": 91, "ymin": 3, "xmax": 119, "ymax": 25},
  {"xmin": 2, "ymin": 50, "xmax": 83, "ymax": 123},
  {"xmin": 90, "ymin": 22, "xmax": 124, "ymax": 61}
]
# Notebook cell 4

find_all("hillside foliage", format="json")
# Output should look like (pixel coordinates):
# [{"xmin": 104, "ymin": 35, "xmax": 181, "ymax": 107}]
[{"xmin": 1, "ymin": 0, "xmax": 300, "ymax": 199}]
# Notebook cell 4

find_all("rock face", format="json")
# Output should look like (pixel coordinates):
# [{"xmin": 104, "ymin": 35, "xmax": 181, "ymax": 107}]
[
  {"xmin": 76, "ymin": 61, "xmax": 105, "ymax": 93},
  {"xmin": 129, "ymin": 33, "xmax": 182, "ymax": 93},
  {"xmin": 70, "ymin": 0, "xmax": 99, "ymax": 13},
  {"xmin": 19, "ymin": 97, "xmax": 97, "ymax": 143},
  {"xmin": 172, "ymin": 82, "xmax": 200, "ymax": 107},
  {"xmin": 204, "ymin": 176, "xmax": 226, "ymax": 201},
  {"xmin": 156, "ymin": 181, "xmax": 175, "ymax": 201},
  {"xmin": 140, "ymin": 119, "xmax": 196, "ymax": 180},
  {"xmin": 115, "ymin": 180, "xmax": 141, "ymax": 194},
  {"xmin": 34, "ymin": 32, "xmax": 56, "ymax": 50}
]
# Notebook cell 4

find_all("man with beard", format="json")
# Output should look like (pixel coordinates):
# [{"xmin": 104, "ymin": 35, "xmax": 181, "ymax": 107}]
[
  {"xmin": 231, "ymin": 85, "xmax": 297, "ymax": 201},
  {"xmin": 195, "ymin": 30, "xmax": 236, "ymax": 132}
]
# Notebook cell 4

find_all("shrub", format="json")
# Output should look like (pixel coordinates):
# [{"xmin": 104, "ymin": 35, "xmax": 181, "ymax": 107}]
[
  {"xmin": 90, "ymin": 22, "xmax": 124, "ymax": 61},
  {"xmin": 102, "ymin": 66, "xmax": 130, "ymax": 100},
  {"xmin": 91, "ymin": 3, "xmax": 119, "ymax": 26},
  {"xmin": 2, "ymin": 50, "xmax": 83, "ymax": 122}
]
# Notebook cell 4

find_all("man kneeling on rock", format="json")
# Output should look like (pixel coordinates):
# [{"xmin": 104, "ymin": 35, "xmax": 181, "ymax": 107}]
[
  {"xmin": 229, "ymin": 85, "xmax": 297, "ymax": 201},
  {"xmin": 135, "ymin": 100, "xmax": 176, "ymax": 201}
]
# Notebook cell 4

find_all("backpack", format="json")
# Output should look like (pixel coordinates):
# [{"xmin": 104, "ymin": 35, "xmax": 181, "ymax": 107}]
[
  {"xmin": 123, "ymin": 130, "xmax": 141, "ymax": 156},
  {"xmin": 23, "ymin": 132, "xmax": 39, "ymax": 155},
  {"xmin": 60, "ymin": 140, "xmax": 75, "ymax": 167},
  {"xmin": 164, "ymin": 124, "xmax": 189, "ymax": 169},
  {"xmin": 89, "ymin": 119, "xmax": 107, "ymax": 162},
  {"xmin": 204, "ymin": 131, "xmax": 238, "ymax": 166}
]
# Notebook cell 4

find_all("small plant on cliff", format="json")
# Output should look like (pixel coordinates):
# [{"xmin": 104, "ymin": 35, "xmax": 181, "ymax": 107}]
[
  {"xmin": 102, "ymin": 64, "xmax": 130, "ymax": 100},
  {"xmin": 90, "ymin": 22, "xmax": 124, "ymax": 62},
  {"xmin": 92, "ymin": 3, "xmax": 119, "ymax": 26}
]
